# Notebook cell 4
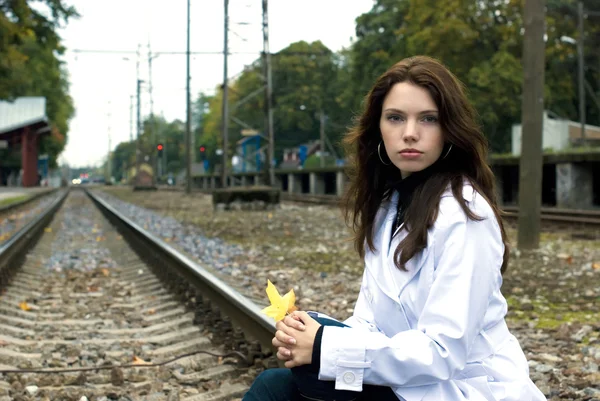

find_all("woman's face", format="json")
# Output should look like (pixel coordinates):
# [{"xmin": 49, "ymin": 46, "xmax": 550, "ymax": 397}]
[{"xmin": 379, "ymin": 82, "xmax": 445, "ymax": 178}]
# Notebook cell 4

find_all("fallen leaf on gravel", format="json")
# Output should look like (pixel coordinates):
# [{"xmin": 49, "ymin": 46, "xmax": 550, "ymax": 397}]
[
  {"xmin": 593, "ymin": 262, "xmax": 600, "ymax": 270},
  {"xmin": 44, "ymin": 227, "xmax": 52, "ymax": 233},
  {"xmin": 101, "ymin": 269, "xmax": 110, "ymax": 277},
  {"xmin": 19, "ymin": 301, "xmax": 31, "ymax": 311},
  {"xmin": 147, "ymin": 308, "xmax": 156, "ymax": 315},
  {"xmin": 132, "ymin": 356, "xmax": 152, "ymax": 365}
]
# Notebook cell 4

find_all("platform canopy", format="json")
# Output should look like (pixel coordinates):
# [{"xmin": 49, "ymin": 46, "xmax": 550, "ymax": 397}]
[
  {"xmin": 0, "ymin": 97, "xmax": 50, "ymax": 140},
  {"xmin": 0, "ymin": 97, "xmax": 51, "ymax": 187}
]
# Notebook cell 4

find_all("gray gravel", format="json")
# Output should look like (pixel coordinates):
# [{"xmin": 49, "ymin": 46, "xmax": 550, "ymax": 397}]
[
  {"xmin": 0, "ymin": 192, "xmax": 63, "ymax": 245},
  {"xmin": 94, "ymin": 189, "xmax": 600, "ymax": 401},
  {"xmin": 0, "ymin": 192, "xmax": 251, "ymax": 401}
]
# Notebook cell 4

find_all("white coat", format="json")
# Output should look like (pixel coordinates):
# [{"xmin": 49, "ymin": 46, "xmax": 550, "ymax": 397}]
[{"xmin": 317, "ymin": 184, "xmax": 547, "ymax": 401}]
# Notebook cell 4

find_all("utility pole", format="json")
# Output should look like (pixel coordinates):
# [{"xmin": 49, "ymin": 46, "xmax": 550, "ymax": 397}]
[
  {"xmin": 129, "ymin": 95, "xmax": 134, "ymax": 142},
  {"xmin": 148, "ymin": 41, "xmax": 158, "ymax": 183},
  {"xmin": 262, "ymin": 0, "xmax": 275, "ymax": 186},
  {"xmin": 185, "ymin": 0, "xmax": 192, "ymax": 194},
  {"xmin": 577, "ymin": 1, "xmax": 586, "ymax": 146},
  {"xmin": 133, "ymin": 44, "xmax": 141, "ymax": 186},
  {"xmin": 517, "ymin": 0, "xmax": 546, "ymax": 250},
  {"xmin": 162, "ymin": 111, "xmax": 168, "ymax": 179},
  {"xmin": 221, "ymin": 0, "xmax": 229, "ymax": 188},
  {"xmin": 107, "ymin": 101, "xmax": 112, "ymax": 183},
  {"xmin": 319, "ymin": 111, "xmax": 326, "ymax": 168},
  {"xmin": 136, "ymin": 78, "xmax": 142, "ymax": 186}
]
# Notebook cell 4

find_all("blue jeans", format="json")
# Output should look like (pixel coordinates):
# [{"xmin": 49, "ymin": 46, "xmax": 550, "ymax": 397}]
[{"xmin": 242, "ymin": 317, "xmax": 398, "ymax": 401}]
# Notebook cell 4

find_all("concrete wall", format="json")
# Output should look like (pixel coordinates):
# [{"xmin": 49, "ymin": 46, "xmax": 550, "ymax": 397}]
[
  {"xmin": 193, "ymin": 152, "xmax": 600, "ymax": 209},
  {"xmin": 512, "ymin": 113, "xmax": 570, "ymax": 155}
]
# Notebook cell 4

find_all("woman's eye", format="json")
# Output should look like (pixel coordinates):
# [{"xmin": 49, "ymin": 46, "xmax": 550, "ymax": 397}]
[
  {"xmin": 387, "ymin": 115, "xmax": 403, "ymax": 122},
  {"xmin": 423, "ymin": 115, "xmax": 438, "ymax": 123}
]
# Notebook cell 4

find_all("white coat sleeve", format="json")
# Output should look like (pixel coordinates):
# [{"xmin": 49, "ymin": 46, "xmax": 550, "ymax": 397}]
[
  {"xmin": 342, "ymin": 269, "xmax": 380, "ymax": 333},
  {"xmin": 318, "ymin": 200, "xmax": 504, "ymax": 391}
]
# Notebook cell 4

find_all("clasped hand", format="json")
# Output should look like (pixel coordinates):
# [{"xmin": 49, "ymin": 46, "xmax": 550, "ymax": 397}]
[{"xmin": 272, "ymin": 311, "xmax": 321, "ymax": 368}]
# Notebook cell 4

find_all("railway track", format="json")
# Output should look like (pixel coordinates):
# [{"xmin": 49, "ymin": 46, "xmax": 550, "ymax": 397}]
[
  {"xmin": 0, "ymin": 189, "xmax": 277, "ymax": 401},
  {"xmin": 0, "ymin": 189, "xmax": 59, "ymax": 215},
  {"xmin": 152, "ymin": 185, "xmax": 600, "ymax": 226},
  {"xmin": 0, "ymin": 190, "xmax": 63, "ymax": 246},
  {"xmin": 280, "ymin": 193, "xmax": 600, "ymax": 226}
]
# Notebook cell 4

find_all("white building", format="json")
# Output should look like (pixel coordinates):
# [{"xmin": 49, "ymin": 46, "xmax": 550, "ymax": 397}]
[{"xmin": 511, "ymin": 111, "xmax": 600, "ymax": 155}]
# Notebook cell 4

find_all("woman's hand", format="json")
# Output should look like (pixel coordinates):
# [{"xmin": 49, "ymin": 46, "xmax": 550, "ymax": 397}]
[{"xmin": 272, "ymin": 311, "xmax": 321, "ymax": 368}]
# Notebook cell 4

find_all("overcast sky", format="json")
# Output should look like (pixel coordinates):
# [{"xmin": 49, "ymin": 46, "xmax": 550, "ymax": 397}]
[{"xmin": 57, "ymin": 0, "xmax": 375, "ymax": 168}]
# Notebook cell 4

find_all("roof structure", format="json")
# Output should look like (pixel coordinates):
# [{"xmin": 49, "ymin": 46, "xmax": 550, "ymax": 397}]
[{"xmin": 0, "ymin": 97, "xmax": 49, "ymax": 136}]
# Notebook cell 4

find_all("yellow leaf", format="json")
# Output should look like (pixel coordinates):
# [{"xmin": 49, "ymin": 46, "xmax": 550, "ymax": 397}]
[
  {"xmin": 593, "ymin": 262, "xmax": 600, "ymax": 270},
  {"xmin": 44, "ymin": 227, "xmax": 52, "ymax": 233},
  {"xmin": 101, "ymin": 268, "xmax": 110, "ymax": 277},
  {"xmin": 147, "ymin": 308, "xmax": 156, "ymax": 315},
  {"xmin": 268, "ymin": 213, "xmax": 273, "ymax": 219},
  {"xmin": 261, "ymin": 280, "xmax": 296, "ymax": 322},
  {"xmin": 132, "ymin": 356, "xmax": 151, "ymax": 365},
  {"xmin": 19, "ymin": 301, "xmax": 31, "ymax": 311}
]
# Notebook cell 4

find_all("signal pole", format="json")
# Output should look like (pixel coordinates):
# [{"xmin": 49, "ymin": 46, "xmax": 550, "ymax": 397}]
[
  {"xmin": 148, "ymin": 41, "xmax": 158, "ymax": 183},
  {"xmin": 221, "ymin": 0, "xmax": 230, "ymax": 188},
  {"xmin": 185, "ymin": 0, "xmax": 192, "ymax": 194}
]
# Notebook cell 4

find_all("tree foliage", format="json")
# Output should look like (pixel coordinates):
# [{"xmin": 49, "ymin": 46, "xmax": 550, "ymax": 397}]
[
  {"xmin": 0, "ymin": 0, "xmax": 77, "ymax": 167},
  {"xmin": 111, "ymin": 0, "xmax": 600, "ymax": 174}
]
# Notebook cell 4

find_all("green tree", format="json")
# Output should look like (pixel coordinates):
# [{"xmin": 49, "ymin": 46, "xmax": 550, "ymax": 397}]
[
  {"xmin": 199, "ymin": 40, "xmax": 348, "ymax": 168},
  {"xmin": 344, "ymin": 0, "xmax": 600, "ymax": 152},
  {"xmin": 0, "ymin": 0, "xmax": 77, "ymax": 167}
]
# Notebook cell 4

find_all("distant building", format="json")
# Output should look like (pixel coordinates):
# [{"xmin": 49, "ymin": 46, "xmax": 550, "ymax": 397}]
[
  {"xmin": 234, "ymin": 134, "xmax": 264, "ymax": 173},
  {"xmin": 511, "ymin": 111, "xmax": 600, "ymax": 155},
  {"xmin": 280, "ymin": 140, "xmax": 321, "ymax": 169},
  {"xmin": 0, "ymin": 97, "xmax": 52, "ymax": 187}
]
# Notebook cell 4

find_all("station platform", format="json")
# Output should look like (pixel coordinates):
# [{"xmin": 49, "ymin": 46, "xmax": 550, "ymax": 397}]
[{"xmin": 0, "ymin": 187, "xmax": 55, "ymax": 202}]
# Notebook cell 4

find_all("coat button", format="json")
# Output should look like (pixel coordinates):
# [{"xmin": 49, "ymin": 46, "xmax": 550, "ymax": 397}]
[{"xmin": 343, "ymin": 372, "xmax": 355, "ymax": 384}]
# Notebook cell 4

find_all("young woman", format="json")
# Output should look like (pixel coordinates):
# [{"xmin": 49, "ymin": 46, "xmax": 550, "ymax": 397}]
[{"xmin": 243, "ymin": 56, "xmax": 546, "ymax": 401}]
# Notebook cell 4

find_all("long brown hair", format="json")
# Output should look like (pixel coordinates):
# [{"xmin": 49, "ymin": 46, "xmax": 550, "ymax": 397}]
[{"xmin": 342, "ymin": 56, "xmax": 509, "ymax": 274}]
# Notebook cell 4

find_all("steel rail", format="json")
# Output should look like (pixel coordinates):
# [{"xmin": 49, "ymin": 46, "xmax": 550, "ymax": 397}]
[
  {"xmin": 0, "ymin": 188, "xmax": 60, "ymax": 214},
  {"xmin": 280, "ymin": 193, "xmax": 600, "ymax": 225},
  {"xmin": 85, "ymin": 189, "xmax": 277, "ymax": 354},
  {"xmin": 0, "ymin": 189, "xmax": 68, "ymax": 291}
]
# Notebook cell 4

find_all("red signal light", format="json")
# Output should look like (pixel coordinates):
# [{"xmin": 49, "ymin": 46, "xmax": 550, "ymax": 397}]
[
  {"xmin": 199, "ymin": 146, "xmax": 206, "ymax": 152},
  {"xmin": 157, "ymin": 144, "xmax": 164, "ymax": 151}
]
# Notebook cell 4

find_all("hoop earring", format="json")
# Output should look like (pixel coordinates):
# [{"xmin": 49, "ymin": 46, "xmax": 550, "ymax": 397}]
[
  {"xmin": 378, "ymin": 141, "xmax": 391, "ymax": 165},
  {"xmin": 442, "ymin": 144, "xmax": 453, "ymax": 160}
]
